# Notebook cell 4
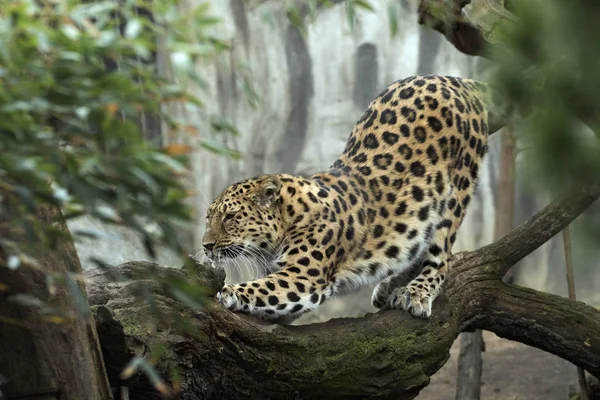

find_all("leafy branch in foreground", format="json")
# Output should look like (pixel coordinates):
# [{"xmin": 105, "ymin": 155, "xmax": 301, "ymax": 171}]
[
  {"xmin": 0, "ymin": 0, "xmax": 227, "ymax": 265},
  {"xmin": 0, "ymin": 0, "xmax": 241, "ymax": 393}
]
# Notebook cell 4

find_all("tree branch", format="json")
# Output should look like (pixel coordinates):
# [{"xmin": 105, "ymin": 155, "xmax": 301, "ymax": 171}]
[
  {"xmin": 453, "ymin": 182, "xmax": 600, "ymax": 278},
  {"xmin": 85, "ymin": 183, "xmax": 600, "ymax": 399},
  {"xmin": 461, "ymin": 282, "xmax": 600, "ymax": 379},
  {"xmin": 417, "ymin": 0, "xmax": 513, "ymax": 58}
]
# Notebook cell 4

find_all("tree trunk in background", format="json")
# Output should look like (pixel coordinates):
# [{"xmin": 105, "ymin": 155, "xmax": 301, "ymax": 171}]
[
  {"xmin": 563, "ymin": 226, "xmax": 591, "ymax": 400},
  {"xmin": 456, "ymin": 332, "xmax": 484, "ymax": 400},
  {"xmin": 455, "ymin": 126, "xmax": 516, "ymax": 400},
  {"xmin": 0, "ymin": 189, "xmax": 112, "ymax": 400},
  {"xmin": 569, "ymin": 376, "xmax": 600, "ymax": 399}
]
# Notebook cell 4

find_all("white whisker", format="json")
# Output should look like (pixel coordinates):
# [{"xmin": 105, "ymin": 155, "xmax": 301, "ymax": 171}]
[{"xmin": 242, "ymin": 244, "xmax": 275, "ymax": 277}]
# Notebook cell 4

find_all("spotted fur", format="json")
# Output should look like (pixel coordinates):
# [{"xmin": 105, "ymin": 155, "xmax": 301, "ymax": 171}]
[{"xmin": 203, "ymin": 75, "xmax": 494, "ymax": 323}]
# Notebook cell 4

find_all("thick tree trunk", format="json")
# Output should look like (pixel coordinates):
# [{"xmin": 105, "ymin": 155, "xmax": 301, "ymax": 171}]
[
  {"xmin": 0, "ymin": 191, "xmax": 112, "ymax": 399},
  {"xmin": 85, "ymin": 183, "xmax": 600, "ymax": 400}
]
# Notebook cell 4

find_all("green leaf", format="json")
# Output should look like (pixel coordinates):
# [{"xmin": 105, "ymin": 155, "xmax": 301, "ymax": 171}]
[
  {"xmin": 169, "ymin": 287, "xmax": 205, "ymax": 310},
  {"xmin": 210, "ymin": 116, "xmax": 240, "ymax": 136},
  {"xmin": 90, "ymin": 258, "xmax": 129, "ymax": 282},
  {"xmin": 388, "ymin": 1, "xmax": 399, "ymax": 37},
  {"xmin": 61, "ymin": 24, "xmax": 81, "ymax": 40},
  {"xmin": 170, "ymin": 51, "xmax": 192, "ymax": 71},
  {"xmin": 72, "ymin": 229, "xmax": 104, "ymax": 240},
  {"xmin": 150, "ymin": 343, "xmax": 167, "ymax": 364},
  {"xmin": 139, "ymin": 358, "xmax": 169, "ymax": 395},
  {"xmin": 93, "ymin": 205, "xmax": 122, "ymax": 223},
  {"xmin": 151, "ymin": 153, "xmax": 187, "ymax": 174},
  {"xmin": 200, "ymin": 139, "xmax": 242, "ymax": 159},
  {"xmin": 65, "ymin": 273, "xmax": 90, "ymax": 318},
  {"xmin": 71, "ymin": 1, "xmax": 118, "ymax": 19},
  {"xmin": 287, "ymin": 6, "xmax": 307, "ymax": 36},
  {"xmin": 8, "ymin": 294, "xmax": 45, "ymax": 308},
  {"xmin": 120, "ymin": 356, "xmax": 144, "ymax": 380},
  {"xmin": 345, "ymin": 0, "xmax": 357, "ymax": 33},
  {"xmin": 125, "ymin": 19, "xmax": 143, "ymax": 39},
  {"xmin": 130, "ymin": 167, "xmax": 160, "ymax": 194},
  {"xmin": 352, "ymin": 0, "xmax": 375, "ymax": 12},
  {"xmin": 307, "ymin": 0, "xmax": 319, "ymax": 22}
]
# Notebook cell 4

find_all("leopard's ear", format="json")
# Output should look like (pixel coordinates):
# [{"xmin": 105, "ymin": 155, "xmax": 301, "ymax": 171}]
[{"xmin": 253, "ymin": 176, "xmax": 282, "ymax": 208}]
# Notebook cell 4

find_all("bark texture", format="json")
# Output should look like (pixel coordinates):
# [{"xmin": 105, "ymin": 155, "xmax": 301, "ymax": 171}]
[
  {"xmin": 85, "ymin": 183, "xmax": 600, "ymax": 400},
  {"xmin": 0, "ymin": 191, "xmax": 112, "ymax": 400}
]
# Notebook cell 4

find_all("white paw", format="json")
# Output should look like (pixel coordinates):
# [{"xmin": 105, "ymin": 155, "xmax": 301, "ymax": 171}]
[
  {"xmin": 215, "ymin": 285, "xmax": 239, "ymax": 311},
  {"xmin": 388, "ymin": 286, "xmax": 433, "ymax": 319}
]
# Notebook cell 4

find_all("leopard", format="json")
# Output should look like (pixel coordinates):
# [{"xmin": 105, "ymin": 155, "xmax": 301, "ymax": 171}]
[{"xmin": 202, "ymin": 74, "xmax": 503, "ymax": 324}]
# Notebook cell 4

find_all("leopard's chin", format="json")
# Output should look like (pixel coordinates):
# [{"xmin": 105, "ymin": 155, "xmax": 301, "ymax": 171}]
[{"xmin": 216, "ymin": 253, "xmax": 278, "ymax": 282}]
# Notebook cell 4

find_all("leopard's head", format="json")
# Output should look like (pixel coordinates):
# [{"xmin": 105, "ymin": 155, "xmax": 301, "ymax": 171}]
[{"xmin": 202, "ymin": 175, "xmax": 286, "ymax": 271}]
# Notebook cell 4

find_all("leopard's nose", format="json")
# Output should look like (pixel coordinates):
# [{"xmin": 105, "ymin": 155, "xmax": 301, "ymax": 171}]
[
  {"xmin": 203, "ymin": 242, "xmax": 215, "ymax": 251},
  {"xmin": 203, "ymin": 242, "xmax": 215, "ymax": 258}
]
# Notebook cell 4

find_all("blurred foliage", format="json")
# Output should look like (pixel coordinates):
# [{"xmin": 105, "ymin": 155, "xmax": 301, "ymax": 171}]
[
  {"xmin": 486, "ymin": 0, "xmax": 600, "ymax": 191},
  {"xmin": 0, "ymin": 0, "xmax": 239, "ymax": 394},
  {"xmin": 482, "ymin": 0, "xmax": 600, "ymax": 250},
  {"xmin": 0, "ymin": 0, "xmax": 239, "ymax": 266},
  {"xmin": 280, "ymin": 0, "xmax": 377, "ymax": 36}
]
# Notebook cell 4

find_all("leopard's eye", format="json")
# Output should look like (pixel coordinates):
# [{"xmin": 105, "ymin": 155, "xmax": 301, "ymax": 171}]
[{"xmin": 224, "ymin": 211, "xmax": 237, "ymax": 221}]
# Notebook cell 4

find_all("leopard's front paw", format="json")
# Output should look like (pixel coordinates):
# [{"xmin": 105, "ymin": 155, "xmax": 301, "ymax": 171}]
[
  {"xmin": 387, "ymin": 286, "xmax": 432, "ymax": 319},
  {"xmin": 215, "ymin": 285, "xmax": 240, "ymax": 311}
]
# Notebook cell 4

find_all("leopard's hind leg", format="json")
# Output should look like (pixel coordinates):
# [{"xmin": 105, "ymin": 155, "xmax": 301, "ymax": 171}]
[{"xmin": 373, "ymin": 186, "xmax": 469, "ymax": 318}]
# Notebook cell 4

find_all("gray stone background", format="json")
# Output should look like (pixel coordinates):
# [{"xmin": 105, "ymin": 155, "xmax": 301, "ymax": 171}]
[{"xmin": 69, "ymin": 0, "xmax": 600, "ymax": 325}]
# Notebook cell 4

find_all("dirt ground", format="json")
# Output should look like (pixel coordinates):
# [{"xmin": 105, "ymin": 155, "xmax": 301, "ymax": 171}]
[{"xmin": 418, "ymin": 331, "xmax": 577, "ymax": 400}]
